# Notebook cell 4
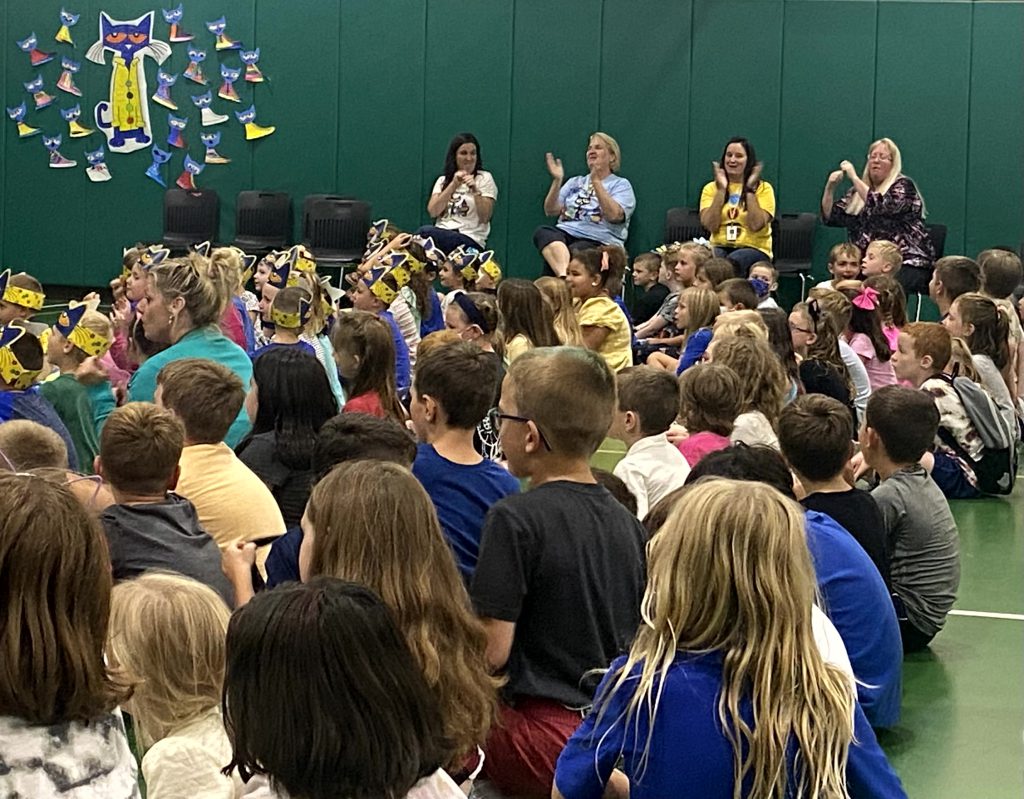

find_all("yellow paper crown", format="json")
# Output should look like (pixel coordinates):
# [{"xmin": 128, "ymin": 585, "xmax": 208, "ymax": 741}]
[
  {"xmin": 0, "ymin": 269, "xmax": 45, "ymax": 311},
  {"xmin": 270, "ymin": 297, "xmax": 311, "ymax": 330},
  {"xmin": 55, "ymin": 304, "xmax": 111, "ymax": 358},
  {"xmin": 0, "ymin": 323, "xmax": 42, "ymax": 389}
]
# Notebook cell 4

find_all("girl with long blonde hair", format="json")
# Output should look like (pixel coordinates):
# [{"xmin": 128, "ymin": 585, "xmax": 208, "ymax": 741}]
[
  {"xmin": 107, "ymin": 573, "xmax": 241, "ymax": 797},
  {"xmin": 554, "ymin": 479, "xmax": 904, "ymax": 799},
  {"xmin": 709, "ymin": 335, "xmax": 787, "ymax": 449},
  {"xmin": 535, "ymin": 275, "xmax": 583, "ymax": 346},
  {"xmin": 300, "ymin": 460, "xmax": 500, "ymax": 778}
]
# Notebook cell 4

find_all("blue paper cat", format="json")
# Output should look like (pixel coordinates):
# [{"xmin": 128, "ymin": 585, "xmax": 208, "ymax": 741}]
[
  {"xmin": 85, "ymin": 145, "xmax": 112, "ymax": 182},
  {"xmin": 146, "ymin": 146, "xmax": 172, "ymax": 186},
  {"xmin": 162, "ymin": 4, "xmax": 194, "ymax": 43},
  {"xmin": 86, "ymin": 12, "xmax": 171, "ymax": 154}
]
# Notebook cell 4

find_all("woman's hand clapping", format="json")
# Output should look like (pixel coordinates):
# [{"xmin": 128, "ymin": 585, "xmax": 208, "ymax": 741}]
[
  {"xmin": 545, "ymin": 152, "xmax": 564, "ymax": 182},
  {"xmin": 712, "ymin": 161, "xmax": 728, "ymax": 191}
]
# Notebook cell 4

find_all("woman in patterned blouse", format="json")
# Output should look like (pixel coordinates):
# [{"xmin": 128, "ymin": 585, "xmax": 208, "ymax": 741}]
[{"xmin": 821, "ymin": 137, "xmax": 935, "ymax": 294}]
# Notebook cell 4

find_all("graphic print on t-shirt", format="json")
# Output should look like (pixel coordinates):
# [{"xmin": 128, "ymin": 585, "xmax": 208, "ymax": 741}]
[{"xmin": 561, "ymin": 181, "xmax": 601, "ymax": 224}]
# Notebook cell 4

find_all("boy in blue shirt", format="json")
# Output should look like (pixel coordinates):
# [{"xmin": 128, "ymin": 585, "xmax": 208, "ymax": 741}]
[{"xmin": 410, "ymin": 341, "xmax": 520, "ymax": 583}]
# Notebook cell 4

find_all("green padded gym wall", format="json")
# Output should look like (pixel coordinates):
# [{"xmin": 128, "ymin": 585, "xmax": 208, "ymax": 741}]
[{"xmin": 1, "ymin": 0, "xmax": 1021, "ymax": 287}]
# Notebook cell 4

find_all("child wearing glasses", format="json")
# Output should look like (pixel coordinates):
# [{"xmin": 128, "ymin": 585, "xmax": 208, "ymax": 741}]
[
  {"xmin": 410, "ymin": 343, "xmax": 519, "ymax": 584},
  {"xmin": 469, "ymin": 346, "xmax": 646, "ymax": 797}
]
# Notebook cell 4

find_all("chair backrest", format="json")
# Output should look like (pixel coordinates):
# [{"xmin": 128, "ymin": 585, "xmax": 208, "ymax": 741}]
[
  {"xmin": 306, "ymin": 198, "xmax": 371, "ymax": 255},
  {"xmin": 235, "ymin": 191, "xmax": 291, "ymax": 247},
  {"xmin": 664, "ymin": 207, "xmax": 706, "ymax": 244},
  {"xmin": 774, "ymin": 213, "xmax": 817, "ymax": 265},
  {"xmin": 926, "ymin": 223, "xmax": 947, "ymax": 260},
  {"xmin": 163, "ymin": 189, "xmax": 219, "ymax": 245}
]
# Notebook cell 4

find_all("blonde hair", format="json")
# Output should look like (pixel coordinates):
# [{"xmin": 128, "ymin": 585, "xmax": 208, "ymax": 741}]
[
  {"xmin": 210, "ymin": 246, "xmax": 246, "ymax": 293},
  {"xmin": 107, "ymin": 573, "xmax": 229, "ymax": 749},
  {"xmin": 678, "ymin": 241, "xmax": 713, "ymax": 269},
  {"xmin": 845, "ymin": 138, "xmax": 926, "ymax": 217},
  {"xmin": 712, "ymin": 310, "xmax": 768, "ymax": 341},
  {"xmin": 307, "ymin": 462, "xmax": 499, "ymax": 765},
  {"xmin": 679, "ymin": 286, "xmax": 719, "ymax": 335},
  {"xmin": 535, "ymin": 276, "xmax": 583, "ymax": 346},
  {"xmin": 148, "ymin": 252, "xmax": 234, "ymax": 329},
  {"xmin": 594, "ymin": 479, "xmax": 854, "ymax": 798},
  {"xmin": 866, "ymin": 240, "xmax": 903, "ymax": 273},
  {"xmin": 711, "ymin": 335, "xmax": 786, "ymax": 421},
  {"xmin": 590, "ymin": 131, "xmax": 621, "ymax": 172}
]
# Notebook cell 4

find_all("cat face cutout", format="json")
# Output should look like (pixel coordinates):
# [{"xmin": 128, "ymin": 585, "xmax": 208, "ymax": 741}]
[
  {"xmin": 235, "ymin": 105, "xmax": 256, "ymax": 124},
  {"xmin": 200, "ymin": 131, "xmax": 221, "ymax": 147},
  {"xmin": 7, "ymin": 103, "xmax": 28, "ymax": 122},
  {"xmin": 60, "ymin": 104, "xmax": 82, "ymax": 122},
  {"xmin": 183, "ymin": 154, "xmax": 204, "ymax": 175},
  {"xmin": 16, "ymin": 34, "xmax": 39, "ymax": 52},
  {"xmin": 157, "ymin": 70, "xmax": 178, "ymax": 86},
  {"xmin": 98, "ymin": 12, "xmax": 154, "ymax": 60},
  {"xmin": 42, "ymin": 134, "xmax": 63, "ymax": 151},
  {"xmin": 61, "ymin": 56, "xmax": 81, "ymax": 72},
  {"xmin": 24, "ymin": 76, "xmax": 44, "ymax": 93},
  {"xmin": 220, "ymin": 64, "xmax": 240, "ymax": 81},
  {"xmin": 190, "ymin": 91, "xmax": 213, "ymax": 109},
  {"xmin": 162, "ymin": 4, "xmax": 184, "ymax": 24},
  {"xmin": 205, "ymin": 17, "xmax": 227, "ymax": 35},
  {"xmin": 60, "ymin": 9, "xmax": 80, "ymax": 27},
  {"xmin": 167, "ymin": 113, "xmax": 188, "ymax": 130},
  {"xmin": 150, "ymin": 146, "xmax": 172, "ymax": 164},
  {"xmin": 85, "ymin": 146, "xmax": 106, "ymax": 165},
  {"xmin": 240, "ymin": 48, "xmax": 260, "ymax": 65},
  {"xmin": 187, "ymin": 46, "xmax": 207, "ymax": 63}
]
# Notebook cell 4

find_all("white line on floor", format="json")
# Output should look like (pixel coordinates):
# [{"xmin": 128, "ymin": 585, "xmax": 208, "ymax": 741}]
[{"xmin": 949, "ymin": 609, "xmax": 1024, "ymax": 621}]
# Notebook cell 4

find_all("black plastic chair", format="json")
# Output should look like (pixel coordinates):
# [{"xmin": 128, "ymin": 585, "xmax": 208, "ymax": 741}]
[
  {"xmin": 303, "ymin": 196, "xmax": 372, "ymax": 272},
  {"xmin": 163, "ymin": 189, "xmax": 219, "ymax": 252},
  {"xmin": 664, "ymin": 207, "xmax": 707, "ymax": 244},
  {"xmin": 926, "ymin": 223, "xmax": 947, "ymax": 260},
  {"xmin": 772, "ymin": 213, "xmax": 817, "ymax": 300},
  {"xmin": 233, "ymin": 191, "xmax": 291, "ymax": 254}
]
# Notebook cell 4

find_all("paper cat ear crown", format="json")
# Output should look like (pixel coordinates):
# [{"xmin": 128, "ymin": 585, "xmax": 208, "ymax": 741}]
[
  {"xmin": 367, "ymin": 256, "xmax": 412, "ymax": 305},
  {"xmin": 268, "ymin": 250, "xmax": 300, "ymax": 288},
  {"xmin": 476, "ymin": 251, "xmax": 501, "ymax": 282},
  {"xmin": 0, "ymin": 269, "xmax": 45, "ymax": 311},
  {"xmin": 270, "ymin": 295, "xmax": 312, "ymax": 329},
  {"xmin": 192, "ymin": 240, "xmax": 212, "ymax": 258},
  {"xmin": 139, "ymin": 245, "xmax": 171, "ymax": 269},
  {"xmin": 391, "ymin": 250, "xmax": 425, "ymax": 275},
  {"xmin": 55, "ymin": 303, "xmax": 112, "ymax": 357},
  {"xmin": 412, "ymin": 235, "xmax": 443, "ymax": 265},
  {"xmin": 450, "ymin": 248, "xmax": 480, "ymax": 282},
  {"xmin": 0, "ymin": 322, "xmax": 42, "ymax": 389},
  {"xmin": 367, "ymin": 218, "xmax": 389, "ymax": 245},
  {"xmin": 290, "ymin": 244, "xmax": 317, "ymax": 274},
  {"xmin": 240, "ymin": 253, "xmax": 257, "ymax": 284}
]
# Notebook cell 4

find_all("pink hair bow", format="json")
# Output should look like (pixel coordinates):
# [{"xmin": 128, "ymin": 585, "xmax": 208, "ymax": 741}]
[
  {"xmin": 852, "ymin": 286, "xmax": 879, "ymax": 311},
  {"xmin": 600, "ymin": 251, "xmax": 609, "ymax": 272}
]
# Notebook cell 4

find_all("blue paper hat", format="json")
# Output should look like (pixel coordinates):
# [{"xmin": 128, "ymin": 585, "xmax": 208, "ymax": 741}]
[{"xmin": 268, "ymin": 249, "xmax": 298, "ymax": 288}]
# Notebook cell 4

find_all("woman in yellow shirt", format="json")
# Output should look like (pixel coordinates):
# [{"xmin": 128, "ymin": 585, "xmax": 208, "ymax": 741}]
[
  {"xmin": 565, "ymin": 247, "xmax": 633, "ymax": 372},
  {"xmin": 698, "ymin": 137, "xmax": 776, "ymax": 278}
]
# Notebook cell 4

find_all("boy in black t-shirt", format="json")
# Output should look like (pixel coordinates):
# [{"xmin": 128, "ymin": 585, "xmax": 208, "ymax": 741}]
[
  {"xmin": 778, "ymin": 393, "xmax": 890, "ymax": 588},
  {"xmin": 470, "ymin": 346, "xmax": 646, "ymax": 798}
]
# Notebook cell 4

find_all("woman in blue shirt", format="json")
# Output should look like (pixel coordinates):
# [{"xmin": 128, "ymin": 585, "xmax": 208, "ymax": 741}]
[
  {"xmin": 129, "ymin": 253, "xmax": 253, "ymax": 447},
  {"xmin": 554, "ymin": 479, "xmax": 906, "ymax": 799},
  {"xmin": 533, "ymin": 132, "xmax": 636, "ymax": 277}
]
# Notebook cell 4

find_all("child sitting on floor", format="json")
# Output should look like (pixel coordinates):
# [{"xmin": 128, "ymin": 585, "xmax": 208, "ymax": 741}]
[
  {"xmin": 860, "ymin": 239, "xmax": 902, "ymax": 279},
  {"xmin": 610, "ymin": 366, "xmax": 690, "ymax": 519},
  {"xmin": 0, "ymin": 323, "xmax": 77, "ymax": 468},
  {"xmin": 41, "ymin": 304, "xmax": 116, "ymax": 472},
  {"xmin": 0, "ymin": 269, "xmax": 48, "ymax": 338},
  {"xmin": 411, "ymin": 342, "xmax": 520, "ymax": 583},
  {"xmin": 814, "ymin": 242, "xmax": 863, "ymax": 289},
  {"xmin": 890, "ymin": 322, "xmax": 984, "ymax": 499},
  {"xmin": 96, "ymin": 402, "xmax": 233, "ymax": 605},
  {"xmin": 646, "ymin": 287, "xmax": 719, "ymax": 374},
  {"xmin": 629, "ymin": 251, "xmax": 668, "ymax": 326},
  {"xmin": 861, "ymin": 385, "xmax": 960, "ymax": 653},
  {"xmin": 107, "ymin": 573, "xmax": 240, "ymax": 796},
  {"xmin": 749, "ymin": 261, "xmax": 780, "ymax": 309},
  {"xmin": 256, "ymin": 286, "xmax": 316, "ymax": 358},
  {"xmin": 331, "ymin": 310, "xmax": 407, "ymax": 422},
  {"xmin": 718, "ymin": 277, "xmax": 759, "ymax": 312},
  {"xmin": 675, "ymin": 362, "xmax": 743, "ymax": 468}
]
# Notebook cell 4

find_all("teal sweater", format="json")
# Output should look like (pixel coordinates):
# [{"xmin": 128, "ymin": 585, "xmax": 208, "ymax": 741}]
[{"xmin": 128, "ymin": 326, "xmax": 253, "ymax": 447}]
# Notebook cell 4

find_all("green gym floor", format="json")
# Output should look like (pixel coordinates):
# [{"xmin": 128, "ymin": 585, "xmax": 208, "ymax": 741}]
[{"xmin": 592, "ymin": 441, "xmax": 1024, "ymax": 797}]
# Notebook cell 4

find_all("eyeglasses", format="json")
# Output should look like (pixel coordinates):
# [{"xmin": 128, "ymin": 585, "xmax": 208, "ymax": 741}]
[
  {"xmin": 868, "ymin": 153, "xmax": 893, "ymax": 162},
  {"xmin": 487, "ymin": 407, "xmax": 551, "ymax": 451},
  {"xmin": 789, "ymin": 322, "xmax": 813, "ymax": 334}
]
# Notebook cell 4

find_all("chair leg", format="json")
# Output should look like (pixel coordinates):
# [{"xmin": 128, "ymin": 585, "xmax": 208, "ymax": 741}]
[
  {"xmin": 914, "ymin": 293, "xmax": 923, "ymax": 322},
  {"xmin": 799, "ymin": 272, "xmax": 808, "ymax": 301}
]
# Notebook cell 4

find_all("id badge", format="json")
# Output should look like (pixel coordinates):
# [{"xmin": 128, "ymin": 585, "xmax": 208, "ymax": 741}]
[{"xmin": 726, "ymin": 223, "xmax": 740, "ymax": 243}]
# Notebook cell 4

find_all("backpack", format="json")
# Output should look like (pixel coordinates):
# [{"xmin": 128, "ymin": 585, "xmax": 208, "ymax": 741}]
[{"xmin": 935, "ymin": 374, "xmax": 1017, "ymax": 496}]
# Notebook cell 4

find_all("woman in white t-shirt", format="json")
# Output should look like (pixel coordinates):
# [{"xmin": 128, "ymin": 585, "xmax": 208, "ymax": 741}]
[{"xmin": 418, "ymin": 133, "xmax": 497, "ymax": 254}]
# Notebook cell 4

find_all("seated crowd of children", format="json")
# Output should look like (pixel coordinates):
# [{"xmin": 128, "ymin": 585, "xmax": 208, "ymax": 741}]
[{"xmin": 2, "ymin": 224, "xmax": 1021, "ymax": 799}]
